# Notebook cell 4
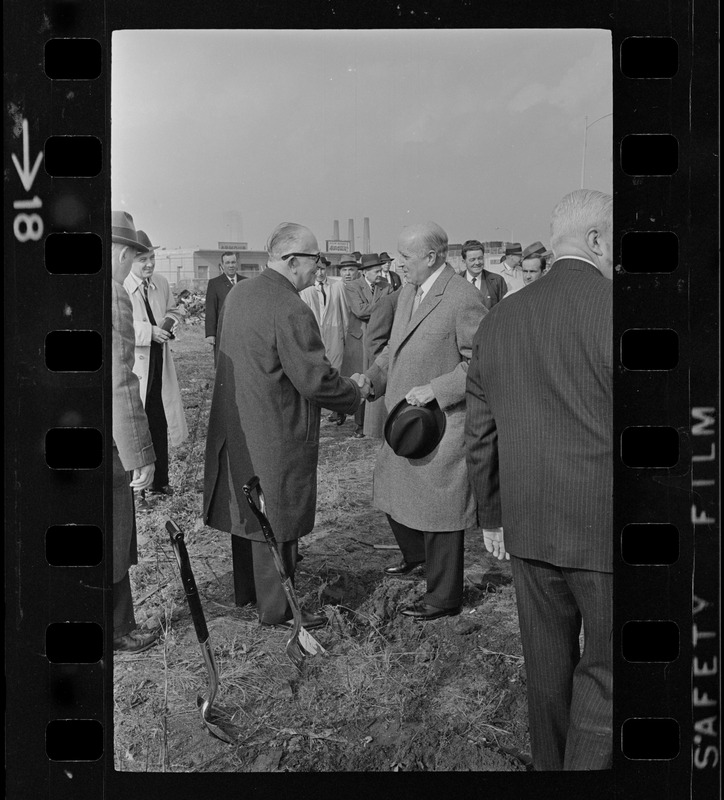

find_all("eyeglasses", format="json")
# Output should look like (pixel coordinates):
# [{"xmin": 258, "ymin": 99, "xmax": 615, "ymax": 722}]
[{"xmin": 281, "ymin": 252, "xmax": 330, "ymax": 267}]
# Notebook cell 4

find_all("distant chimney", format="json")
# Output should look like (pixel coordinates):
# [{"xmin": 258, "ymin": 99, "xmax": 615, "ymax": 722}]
[
  {"xmin": 333, "ymin": 219, "xmax": 340, "ymax": 239},
  {"xmin": 348, "ymin": 219, "xmax": 355, "ymax": 250},
  {"xmin": 363, "ymin": 217, "xmax": 370, "ymax": 254}
]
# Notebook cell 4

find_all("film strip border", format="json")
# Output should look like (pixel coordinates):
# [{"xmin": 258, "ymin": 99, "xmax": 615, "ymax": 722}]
[{"xmin": 3, "ymin": 2, "xmax": 718, "ymax": 797}]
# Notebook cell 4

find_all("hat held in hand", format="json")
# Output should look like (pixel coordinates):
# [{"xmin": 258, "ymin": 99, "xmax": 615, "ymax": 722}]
[{"xmin": 384, "ymin": 398, "xmax": 446, "ymax": 459}]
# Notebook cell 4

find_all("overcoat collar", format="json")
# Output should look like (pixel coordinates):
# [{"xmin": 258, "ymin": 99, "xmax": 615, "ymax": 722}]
[
  {"xmin": 392, "ymin": 264, "xmax": 456, "ymax": 355},
  {"xmin": 260, "ymin": 266, "xmax": 300, "ymax": 294},
  {"xmin": 548, "ymin": 257, "xmax": 605, "ymax": 278}
]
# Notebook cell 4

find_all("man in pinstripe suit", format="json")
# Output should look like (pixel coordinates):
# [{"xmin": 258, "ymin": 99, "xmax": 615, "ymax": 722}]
[{"xmin": 465, "ymin": 190, "xmax": 613, "ymax": 770}]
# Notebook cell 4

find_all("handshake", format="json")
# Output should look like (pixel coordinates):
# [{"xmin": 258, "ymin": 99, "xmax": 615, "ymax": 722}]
[{"xmin": 350, "ymin": 373, "xmax": 373, "ymax": 400}]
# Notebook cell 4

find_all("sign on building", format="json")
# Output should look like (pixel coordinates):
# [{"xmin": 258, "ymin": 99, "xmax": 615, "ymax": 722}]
[
  {"xmin": 218, "ymin": 242, "xmax": 248, "ymax": 250},
  {"xmin": 325, "ymin": 240, "xmax": 352, "ymax": 253}
]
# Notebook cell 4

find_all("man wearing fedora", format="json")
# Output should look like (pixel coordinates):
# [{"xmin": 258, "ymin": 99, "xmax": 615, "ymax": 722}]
[
  {"xmin": 379, "ymin": 252, "xmax": 402, "ymax": 290},
  {"xmin": 460, "ymin": 239, "xmax": 508, "ymax": 310},
  {"xmin": 111, "ymin": 211, "xmax": 160, "ymax": 653},
  {"xmin": 338, "ymin": 253, "xmax": 361, "ymax": 284},
  {"xmin": 123, "ymin": 231, "xmax": 189, "ymax": 506},
  {"xmin": 466, "ymin": 190, "xmax": 613, "ymax": 770},
  {"xmin": 520, "ymin": 241, "xmax": 552, "ymax": 286},
  {"xmin": 205, "ymin": 251, "xmax": 246, "ymax": 363},
  {"xmin": 365, "ymin": 223, "xmax": 486, "ymax": 620},
  {"xmin": 489, "ymin": 242, "xmax": 526, "ymax": 294},
  {"xmin": 341, "ymin": 254, "xmax": 393, "ymax": 438},
  {"xmin": 204, "ymin": 223, "xmax": 367, "ymax": 628}
]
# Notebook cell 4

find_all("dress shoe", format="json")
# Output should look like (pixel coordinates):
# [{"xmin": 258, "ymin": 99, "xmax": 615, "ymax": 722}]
[
  {"xmin": 134, "ymin": 490, "xmax": 152, "ymax": 511},
  {"xmin": 113, "ymin": 628, "xmax": 161, "ymax": 653},
  {"xmin": 336, "ymin": 414, "xmax": 347, "ymax": 426},
  {"xmin": 149, "ymin": 484, "xmax": 174, "ymax": 496},
  {"xmin": 262, "ymin": 612, "xmax": 328, "ymax": 630},
  {"xmin": 328, "ymin": 412, "xmax": 341, "ymax": 423},
  {"xmin": 384, "ymin": 559, "xmax": 424, "ymax": 576},
  {"xmin": 400, "ymin": 603, "xmax": 462, "ymax": 621},
  {"xmin": 352, "ymin": 428, "xmax": 365, "ymax": 439}
]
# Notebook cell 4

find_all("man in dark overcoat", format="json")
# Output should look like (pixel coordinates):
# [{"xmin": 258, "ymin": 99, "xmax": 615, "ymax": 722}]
[
  {"xmin": 465, "ymin": 189, "xmax": 614, "ymax": 770},
  {"xmin": 111, "ymin": 211, "xmax": 159, "ymax": 653},
  {"xmin": 203, "ymin": 223, "xmax": 366, "ymax": 628},
  {"xmin": 205, "ymin": 251, "xmax": 245, "ymax": 363},
  {"xmin": 365, "ymin": 223, "xmax": 487, "ymax": 620}
]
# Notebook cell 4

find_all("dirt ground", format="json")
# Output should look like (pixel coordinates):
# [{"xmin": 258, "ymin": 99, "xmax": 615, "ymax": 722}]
[{"xmin": 113, "ymin": 319, "xmax": 532, "ymax": 773}]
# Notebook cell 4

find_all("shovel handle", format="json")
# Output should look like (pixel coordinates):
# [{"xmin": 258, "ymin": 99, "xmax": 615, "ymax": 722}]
[
  {"xmin": 166, "ymin": 518, "xmax": 209, "ymax": 643},
  {"xmin": 242, "ymin": 478, "xmax": 295, "ymax": 587}
]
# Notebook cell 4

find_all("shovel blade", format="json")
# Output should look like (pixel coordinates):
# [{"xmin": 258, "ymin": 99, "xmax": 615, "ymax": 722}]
[
  {"xmin": 196, "ymin": 694, "xmax": 236, "ymax": 744},
  {"xmin": 297, "ymin": 626, "xmax": 326, "ymax": 656}
]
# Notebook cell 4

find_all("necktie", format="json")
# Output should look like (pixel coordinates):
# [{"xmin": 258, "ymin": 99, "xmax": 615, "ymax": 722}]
[
  {"xmin": 142, "ymin": 279, "xmax": 157, "ymax": 325},
  {"xmin": 412, "ymin": 287, "xmax": 423, "ymax": 313},
  {"xmin": 318, "ymin": 282, "xmax": 326, "ymax": 303},
  {"xmin": 471, "ymin": 276, "xmax": 478, "ymax": 288}
]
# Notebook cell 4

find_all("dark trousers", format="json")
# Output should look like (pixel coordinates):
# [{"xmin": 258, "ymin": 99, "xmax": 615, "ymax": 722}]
[
  {"xmin": 145, "ymin": 343, "xmax": 169, "ymax": 489},
  {"xmin": 510, "ymin": 556, "xmax": 613, "ymax": 771},
  {"xmin": 386, "ymin": 515, "xmax": 464, "ymax": 609},
  {"xmin": 231, "ymin": 535, "xmax": 299, "ymax": 624},
  {"xmin": 113, "ymin": 572, "xmax": 136, "ymax": 639},
  {"xmin": 354, "ymin": 400, "xmax": 366, "ymax": 430}
]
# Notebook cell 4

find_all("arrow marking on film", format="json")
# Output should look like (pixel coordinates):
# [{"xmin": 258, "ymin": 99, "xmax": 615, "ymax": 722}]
[{"xmin": 11, "ymin": 118, "xmax": 43, "ymax": 193}]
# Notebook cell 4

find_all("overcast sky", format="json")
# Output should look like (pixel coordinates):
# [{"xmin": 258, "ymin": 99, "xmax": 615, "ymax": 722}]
[{"xmin": 111, "ymin": 29, "xmax": 612, "ymax": 253}]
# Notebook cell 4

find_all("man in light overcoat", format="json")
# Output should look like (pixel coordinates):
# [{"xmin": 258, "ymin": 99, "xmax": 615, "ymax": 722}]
[
  {"xmin": 365, "ymin": 222, "xmax": 487, "ymax": 620},
  {"xmin": 203, "ymin": 223, "xmax": 367, "ymax": 628},
  {"xmin": 123, "ymin": 230, "xmax": 188, "ymax": 501}
]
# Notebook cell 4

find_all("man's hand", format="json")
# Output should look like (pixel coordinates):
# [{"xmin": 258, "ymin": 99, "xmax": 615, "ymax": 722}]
[
  {"xmin": 130, "ymin": 463, "xmax": 155, "ymax": 490},
  {"xmin": 482, "ymin": 527, "xmax": 509, "ymax": 560},
  {"xmin": 151, "ymin": 325, "xmax": 171, "ymax": 344},
  {"xmin": 405, "ymin": 384, "xmax": 435, "ymax": 406},
  {"xmin": 205, "ymin": 335, "xmax": 216, "ymax": 346},
  {"xmin": 350, "ymin": 372, "xmax": 372, "ymax": 399}
]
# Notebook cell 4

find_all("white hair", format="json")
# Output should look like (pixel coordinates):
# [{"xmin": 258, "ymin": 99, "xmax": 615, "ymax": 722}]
[
  {"xmin": 266, "ymin": 222, "xmax": 313, "ymax": 259},
  {"xmin": 403, "ymin": 221, "xmax": 449, "ymax": 260},
  {"xmin": 550, "ymin": 190, "xmax": 613, "ymax": 252}
]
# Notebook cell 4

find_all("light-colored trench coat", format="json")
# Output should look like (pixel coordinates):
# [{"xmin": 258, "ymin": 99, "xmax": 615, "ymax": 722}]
[
  {"xmin": 123, "ymin": 271, "xmax": 188, "ymax": 447},
  {"xmin": 366, "ymin": 265, "xmax": 487, "ymax": 532},
  {"xmin": 299, "ymin": 276, "xmax": 349, "ymax": 370}
]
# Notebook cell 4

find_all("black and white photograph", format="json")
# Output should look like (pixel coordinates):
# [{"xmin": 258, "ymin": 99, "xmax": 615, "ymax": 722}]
[{"xmin": 110, "ymin": 27, "xmax": 614, "ymax": 773}]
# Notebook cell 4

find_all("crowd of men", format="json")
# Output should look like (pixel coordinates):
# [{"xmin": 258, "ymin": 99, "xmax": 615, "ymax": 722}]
[{"xmin": 112, "ymin": 188, "xmax": 613, "ymax": 771}]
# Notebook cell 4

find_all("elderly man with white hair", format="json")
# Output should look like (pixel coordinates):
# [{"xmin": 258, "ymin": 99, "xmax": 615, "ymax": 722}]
[
  {"xmin": 365, "ymin": 221, "xmax": 487, "ymax": 620},
  {"xmin": 466, "ymin": 189, "xmax": 614, "ymax": 770},
  {"xmin": 203, "ymin": 222, "xmax": 368, "ymax": 628}
]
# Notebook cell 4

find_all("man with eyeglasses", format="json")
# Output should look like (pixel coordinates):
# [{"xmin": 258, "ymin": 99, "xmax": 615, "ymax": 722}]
[
  {"xmin": 203, "ymin": 223, "xmax": 369, "ymax": 629},
  {"xmin": 460, "ymin": 239, "xmax": 508, "ymax": 311}
]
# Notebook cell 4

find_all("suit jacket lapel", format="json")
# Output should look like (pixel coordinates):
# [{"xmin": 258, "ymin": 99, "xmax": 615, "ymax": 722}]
[{"xmin": 391, "ymin": 266, "xmax": 454, "ymax": 355}]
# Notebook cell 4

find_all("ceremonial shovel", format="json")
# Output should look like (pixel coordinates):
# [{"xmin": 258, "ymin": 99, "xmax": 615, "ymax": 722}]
[
  {"xmin": 166, "ymin": 518, "xmax": 236, "ymax": 744},
  {"xmin": 242, "ymin": 476, "xmax": 326, "ymax": 670}
]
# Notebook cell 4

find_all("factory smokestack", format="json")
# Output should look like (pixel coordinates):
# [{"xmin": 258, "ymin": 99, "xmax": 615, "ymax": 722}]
[
  {"xmin": 333, "ymin": 219, "xmax": 340, "ymax": 240},
  {"xmin": 348, "ymin": 219, "xmax": 355, "ymax": 251},
  {"xmin": 363, "ymin": 217, "xmax": 370, "ymax": 254}
]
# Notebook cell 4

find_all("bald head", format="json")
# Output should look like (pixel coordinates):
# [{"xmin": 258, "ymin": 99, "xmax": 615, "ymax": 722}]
[
  {"xmin": 550, "ymin": 189, "xmax": 614, "ymax": 279},
  {"xmin": 397, "ymin": 222, "xmax": 448, "ymax": 286},
  {"xmin": 266, "ymin": 222, "xmax": 321, "ymax": 291}
]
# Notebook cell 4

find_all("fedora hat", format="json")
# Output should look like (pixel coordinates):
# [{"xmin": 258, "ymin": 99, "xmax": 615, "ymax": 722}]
[
  {"xmin": 111, "ymin": 210, "xmax": 148, "ymax": 251},
  {"xmin": 384, "ymin": 398, "xmax": 446, "ymax": 459},
  {"xmin": 135, "ymin": 230, "xmax": 161, "ymax": 252},
  {"xmin": 379, "ymin": 251, "xmax": 394, "ymax": 264},
  {"xmin": 522, "ymin": 241, "xmax": 553, "ymax": 260},
  {"xmin": 338, "ymin": 254, "xmax": 359, "ymax": 268},
  {"xmin": 359, "ymin": 253, "xmax": 384, "ymax": 271},
  {"xmin": 505, "ymin": 242, "xmax": 523, "ymax": 256}
]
